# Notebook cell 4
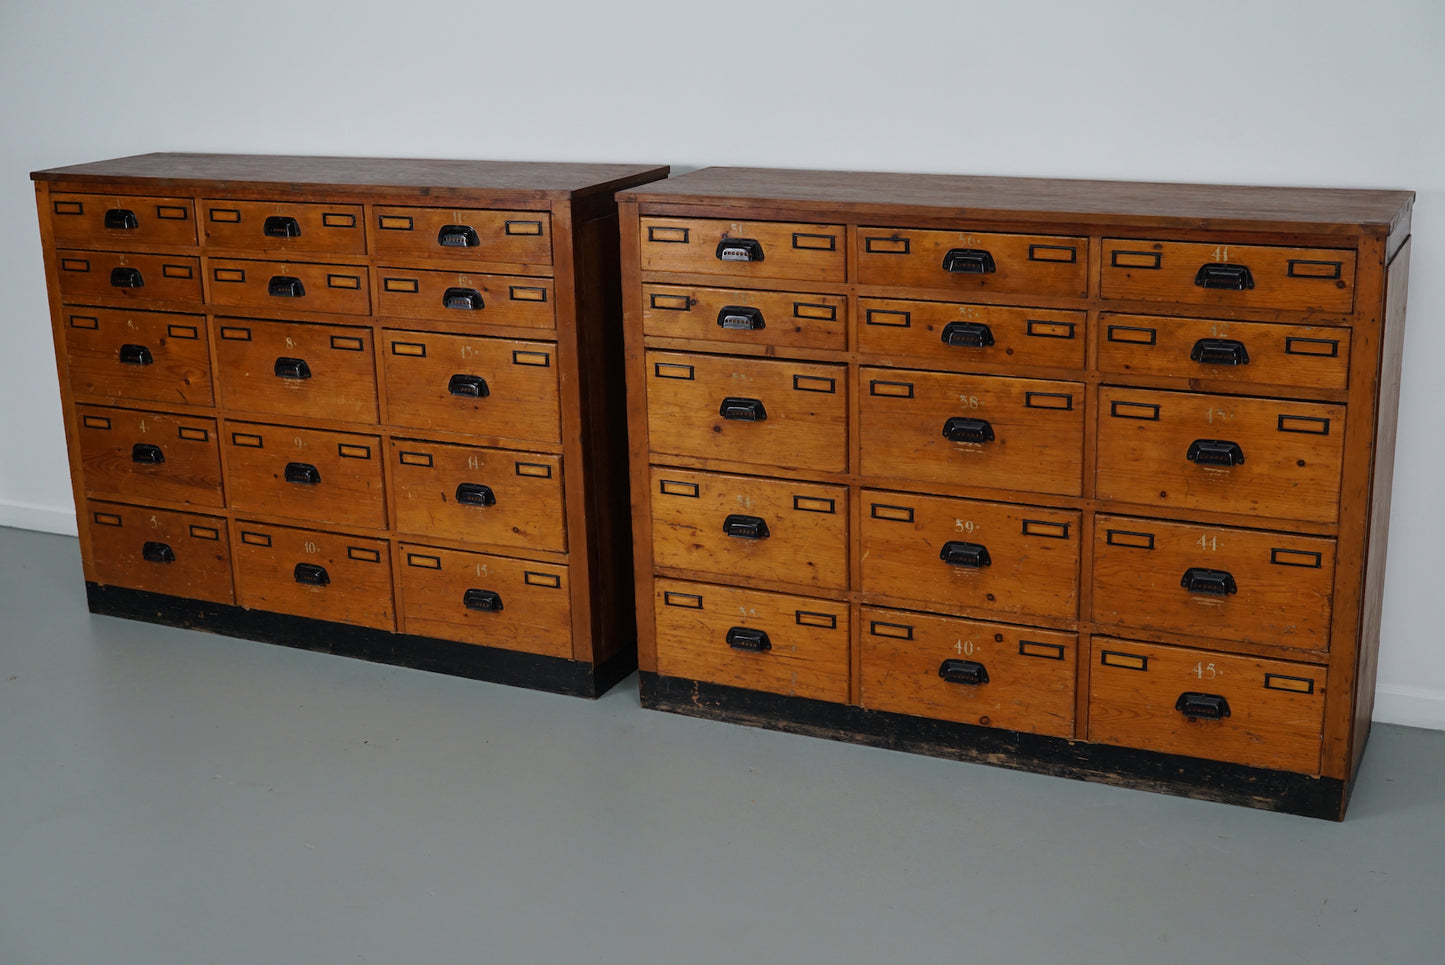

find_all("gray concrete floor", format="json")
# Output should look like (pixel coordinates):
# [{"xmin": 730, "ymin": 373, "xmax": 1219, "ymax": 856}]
[{"xmin": 2, "ymin": 526, "xmax": 1443, "ymax": 965}]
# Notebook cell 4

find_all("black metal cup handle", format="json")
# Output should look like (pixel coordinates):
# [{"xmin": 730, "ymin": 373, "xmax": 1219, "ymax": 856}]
[
  {"xmin": 942, "ymin": 248, "xmax": 997, "ymax": 274},
  {"xmin": 1176, "ymin": 692, "xmax": 1231, "ymax": 719},
  {"xmin": 119, "ymin": 343, "xmax": 153, "ymax": 366},
  {"xmin": 443, "ymin": 287, "xmax": 484, "ymax": 310},
  {"xmin": 263, "ymin": 216, "xmax": 302, "ymax": 239},
  {"xmin": 717, "ymin": 306, "xmax": 765, "ymax": 331},
  {"xmin": 1194, "ymin": 263, "xmax": 1255, "ymax": 290},
  {"xmin": 284, "ymin": 462, "xmax": 321, "ymax": 485},
  {"xmin": 942, "ymin": 417, "xmax": 995, "ymax": 444},
  {"xmin": 110, "ymin": 267, "xmax": 144, "ymax": 288},
  {"xmin": 104, "ymin": 208, "xmax": 139, "ymax": 230},
  {"xmin": 1181, "ymin": 567, "xmax": 1237, "ymax": 596},
  {"xmin": 725, "ymin": 626, "xmax": 771, "ymax": 652},
  {"xmin": 274, "ymin": 356, "xmax": 312, "ymax": 380},
  {"xmin": 940, "ymin": 540, "xmax": 991, "ymax": 568},
  {"xmin": 1186, "ymin": 439, "xmax": 1245, "ymax": 466},
  {"xmin": 715, "ymin": 238, "xmax": 764, "ymax": 263},
  {"xmin": 1190, "ymin": 337, "xmax": 1250, "ymax": 366},
  {"xmin": 141, "ymin": 541, "xmax": 175, "ymax": 564},
  {"xmin": 293, "ymin": 563, "xmax": 330, "ymax": 586},
  {"xmin": 268, "ymin": 275, "xmax": 305, "ymax": 297},
  {"xmin": 438, "ymin": 224, "xmax": 480, "ymax": 248},
  {"xmin": 939, "ymin": 659, "xmax": 989, "ymax": 685},
  {"xmin": 941, "ymin": 321, "xmax": 995, "ymax": 347},
  {"xmin": 463, "ymin": 588, "xmax": 504, "ymax": 612},
  {"xmin": 722, "ymin": 514, "xmax": 770, "ymax": 539},
  {"xmin": 448, "ymin": 374, "xmax": 490, "ymax": 398},
  {"xmin": 719, "ymin": 397, "xmax": 767, "ymax": 422},
  {"xmin": 131, "ymin": 443, "xmax": 165, "ymax": 464},
  {"xmin": 455, "ymin": 483, "xmax": 496, "ymax": 507}
]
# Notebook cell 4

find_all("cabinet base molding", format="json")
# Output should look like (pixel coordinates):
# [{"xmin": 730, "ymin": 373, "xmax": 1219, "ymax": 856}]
[
  {"xmin": 87, "ymin": 582, "xmax": 636, "ymax": 698},
  {"xmin": 639, "ymin": 672, "xmax": 1352, "ymax": 820}
]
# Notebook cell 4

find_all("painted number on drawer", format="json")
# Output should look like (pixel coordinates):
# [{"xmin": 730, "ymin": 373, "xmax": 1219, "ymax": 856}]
[{"xmin": 1193, "ymin": 661, "xmax": 1219, "ymax": 679}]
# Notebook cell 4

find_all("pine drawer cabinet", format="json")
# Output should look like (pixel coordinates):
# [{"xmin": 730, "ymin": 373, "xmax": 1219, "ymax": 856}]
[
  {"xmin": 33, "ymin": 153, "xmax": 667, "ymax": 696},
  {"xmin": 618, "ymin": 168, "xmax": 1413, "ymax": 816}
]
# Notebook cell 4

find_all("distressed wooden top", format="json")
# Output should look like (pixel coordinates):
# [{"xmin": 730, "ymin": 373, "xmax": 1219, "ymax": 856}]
[
  {"xmin": 619, "ymin": 167, "xmax": 1414, "ymax": 235},
  {"xmin": 32, "ymin": 153, "xmax": 670, "ymax": 199}
]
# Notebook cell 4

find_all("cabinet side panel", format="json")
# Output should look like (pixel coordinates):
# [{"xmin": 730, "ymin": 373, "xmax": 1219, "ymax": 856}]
[
  {"xmin": 1352, "ymin": 237, "xmax": 1411, "ymax": 777},
  {"xmin": 619, "ymin": 202, "xmax": 657, "ymax": 671},
  {"xmin": 571, "ymin": 209, "xmax": 636, "ymax": 664}
]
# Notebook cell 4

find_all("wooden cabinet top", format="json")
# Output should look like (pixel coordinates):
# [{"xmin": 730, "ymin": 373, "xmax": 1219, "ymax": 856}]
[
  {"xmin": 618, "ymin": 166, "xmax": 1414, "ymax": 238},
  {"xmin": 32, "ymin": 153, "xmax": 670, "ymax": 200}
]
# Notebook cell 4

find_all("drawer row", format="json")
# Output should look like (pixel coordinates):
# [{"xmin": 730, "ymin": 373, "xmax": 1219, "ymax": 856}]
[
  {"xmin": 49, "ymin": 192, "xmax": 553, "ymax": 263},
  {"xmin": 643, "ymin": 285, "xmax": 1353, "ymax": 390},
  {"xmin": 83, "ymin": 500, "xmax": 573, "ymax": 656},
  {"xmin": 65, "ymin": 316, "xmax": 562, "ymax": 440},
  {"xmin": 646, "ymin": 351, "xmax": 1346, "ymax": 522},
  {"xmin": 55, "ymin": 252, "xmax": 555, "ymax": 326},
  {"xmin": 74, "ymin": 408, "xmax": 567, "ymax": 552},
  {"xmin": 638, "ymin": 217, "xmax": 1358, "ymax": 314},
  {"xmin": 648, "ymin": 470, "xmax": 1336, "ymax": 653},
  {"xmin": 652, "ymin": 578, "xmax": 1327, "ymax": 774}
]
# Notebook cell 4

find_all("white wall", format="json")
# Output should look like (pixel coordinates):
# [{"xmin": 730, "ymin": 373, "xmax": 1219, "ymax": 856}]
[{"xmin": 2, "ymin": 0, "xmax": 1441, "ymax": 727}]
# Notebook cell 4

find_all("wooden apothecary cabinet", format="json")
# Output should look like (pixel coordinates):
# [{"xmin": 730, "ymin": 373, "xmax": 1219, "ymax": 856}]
[
  {"xmin": 34, "ymin": 153, "xmax": 667, "ymax": 696},
  {"xmin": 618, "ymin": 168, "xmax": 1412, "ymax": 816}
]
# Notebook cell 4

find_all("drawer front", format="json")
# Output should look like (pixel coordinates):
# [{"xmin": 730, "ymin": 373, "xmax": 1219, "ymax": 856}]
[
  {"xmin": 373, "ymin": 207, "xmax": 552, "ymax": 265},
  {"xmin": 859, "ymin": 490, "xmax": 1080, "ymax": 620},
  {"xmin": 56, "ymin": 250, "xmax": 202, "ymax": 306},
  {"xmin": 398, "ymin": 545, "xmax": 571, "ymax": 657},
  {"xmin": 49, "ymin": 193, "xmax": 196, "ymax": 248},
  {"xmin": 75, "ymin": 405, "xmax": 223, "ymax": 507},
  {"xmin": 376, "ymin": 267, "xmax": 555, "ymax": 330},
  {"xmin": 213, "ymin": 318, "xmax": 377, "ymax": 422},
  {"xmin": 201, "ymin": 200, "xmax": 366, "ymax": 254},
  {"xmin": 859, "ymin": 607, "xmax": 1075, "ymax": 737},
  {"xmin": 85, "ymin": 500, "xmax": 233, "ymax": 604},
  {"xmin": 1097, "ymin": 313, "xmax": 1351, "ymax": 391},
  {"xmin": 858, "ymin": 298, "xmax": 1086, "ymax": 369},
  {"xmin": 1096, "ymin": 387, "xmax": 1345, "ymax": 523},
  {"xmin": 207, "ymin": 259, "xmax": 371, "ymax": 316},
  {"xmin": 382, "ymin": 331, "xmax": 561, "ymax": 445},
  {"xmin": 1088, "ymin": 637, "xmax": 1326, "ymax": 774},
  {"xmin": 653, "ymin": 579, "xmax": 849, "ymax": 702},
  {"xmin": 640, "ymin": 218, "xmax": 846, "ymax": 282},
  {"xmin": 223, "ymin": 423, "xmax": 386, "ymax": 530},
  {"xmin": 857, "ymin": 228, "xmax": 1087, "ymax": 297},
  {"xmin": 859, "ymin": 368, "xmax": 1084, "ymax": 496},
  {"xmin": 391, "ymin": 440, "xmax": 566, "ymax": 552},
  {"xmin": 1101, "ymin": 238, "xmax": 1356, "ymax": 313},
  {"xmin": 1092, "ymin": 515, "xmax": 1336, "ymax": 652},
  {"xmin": 234, "ymin": 522, "xmax": 394, "ymax": 630},
  {"xmin": 642, "ymin": 284, "xmax": 846, "ymax": 351},
  {"xmin": 646, "ymin": 351, "xmax": 847, "ymax": 473},
  {"xmin": 63, "ymin": 307, "xmax": 212, "ymax": 406},
  {"xmin": 649, "ymin": 467, "xmax": 848, "ymax": 590}
]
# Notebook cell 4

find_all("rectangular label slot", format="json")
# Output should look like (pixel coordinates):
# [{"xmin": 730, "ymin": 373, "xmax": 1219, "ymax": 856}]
[
  {"xmin": 1264, "ymin": 673, "xmax": 1316, "ymax": 694},
  {"xmin": 795, "ymin": 611, "xmax": 838, "ymax": 629},
  {"xmin": 1027, "ymin": 320, "xmax": 1075, "ymax": 339},
  {"xmin": 1025, "ymin": 392, "xmax": 1074, "ymax": 410},
  {"xmin": 240, "ymin": 530, "xmax": 271, "ymax": 547},
  {"xmin": 327, "ymin": 274, "xmax": 361, "ymax": 290},
  {"xmin": 398, "ymin": 451, "xmax": 433, "ymax": 467},
  {"xmin": 792, "ymin": 232, "xmax": 837, "ymax": 251},
  {"xmin": 663, "ymin": 591, "xmax": 703, "ymax": 608},
  {"xmin": 649, "ymin": 293, "xmax": 691, "ymax": 311},
  {"xmin": 794, "ymin": 302, "xmax": 837, "ymax": 321},
  {"xmin": 647, "ymin": 226, "xmax": 689, "ymax": 244},
  {"xmin": 653, "ymin": 362, "xmax": 694, "ymax": 380},
  {"xmin": 231, "ymin": 433, "xmax": 263, "ymax": 448},
  {"xmin": 1019, "ymin": 640, "xmax": 1066, "ymax": 660},
  {"xmin": 156, "ymin": 206, "xmax": 189, "ymax": 220},
  {"xmin": 1106, "ymin": 529, "xmax": 1155, "ymax": 549},
  {"xmin": 337, "ymin": 444, "xmax": 371, "ymax": 460},
  {"xmin": 390, "ymin": 341, "xmax": 426, "ymax": 357},
  {"xmin": 68, "ymin": 315, "xmax": 99, "ymax": 329},
  {"xmin": 213, "ymin": 269, "xmax": 245, "ymax": 283},
  {"xmin": 869, "ymin": 380, "xmax": 914, "ymax": 398},
  {"xmin": 865, "ymin": 309, "xmax": 910, "ymax": 328},
  {"xmin": 509, "ymin": 286, "xmax": 548, "ymax": 302},
  {"xmin": 82, "ymin": 415, "xmax": 111, "ymax": 429},
  {"xmin": 1107, "ymin": 325, "xmax": 1158, "ymax": 345},
  {"xmin": 322, "ymin": 213, "xmax": 356, "ymax": 228},
  {"xmin": 1110, "ymin": 401, "xmax": 1160, "ymax": 420},
  {"xmin": 514, "ymin": 462, "xmax": 553, "ymax": 478},
  {"xmin": 330, "ymin": 335, "xmax": 365, "ymax": 351},
  {"xmin": 513, "ymin": 351, "xmax": 550, "ymax": 367},
  {"xmin": 870, "ymin": 503, "xmax": 914, "ymax": 522},
  {"xmin": 792, "ymin": 496, "xmax": 835, "ymax": 514},
  {"xmin": 92, "ymin": 511, "xmax": 122, "ymax": 526},
  {"xmin": 1028, "ymin": 244, "xmax": 1078, "ymax": 263},
  {"xmin": 793, "ymin": 375, "xmax": 836, "ymax": 393},
  {"xmin": 177, "ymin": 427, "xmax": 209, "ymax": 442},
  {"xmin": 378, "ymin": 216, "xmax": 414, "ymax": 231},
  {"xmin": 1022, "ymin": 520, "xmax": 1070, "ymax": 539},
  {"xmin": 524, "ymin": 571, "xmax": 562, "ymax": 588},
  {"xmin": 348, "ymin": 547, "xmax": 381, "ymax": 563},
  {"xmin": 659, "ymin": 479, "xmax": 700, "ymax": 497},
  {"xmin": 1278, "ymin": 415, "xmax": 1331, "ymax": 435},
  {"xmin": 1111, "ymin": 250, "xmax": 1161, "ymax": 269},
  {"xmin": 189, "ymin": 525, "xmax": 220, "ymax": 540},
  {"xmin": 506, "ymin": 220, "xmax": 544, "ymax": 236},
  {"xmin": 208, "ymin": 208, "xmax": 241, "ymax": 223},
  {"xmin": 1271, "ymin": 548, "xmax": 1323, "ymax": 568},
  {"xmin": 219, "ymin": 326, "xmax": 251, "ymax": 340},
  {"xmin": 168, "ymin": 325, "xmax": 199, "ymax": 339},
  {"xmin": 60, "ymin": 259, "xmax": 90, "ymax": 272},
  {"xmin": 383, "ymin": 278, "xmax": 419, "ymax": 293},
  {"xmin": 1284, "ymin": 337, "xmax": 1340, "ymax": 357},
  {"xmin": 407, "ymin": 553, "xmax": 442, "ymax": 569},
  {"xmin": 863, "ymin": 236, "xmax": 909, "ymax": 255},
  {"xmin": 869, "ymin": 621, "xmax": 913, "ymax": 640},
  {"xmin": 53, "ymin": 201, "xmax": 84, "ymax": 215},
  {"xmin": 161, "ymin": 265, "xmax": 193, "ymax": 279},
  {"xmin": 1287, "ymin": 259, "xmax": 1343, "ymax": 279},
  {"xmin": 1101, "ymin": 650, "xmax": 1148, "ymax": 671}
]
